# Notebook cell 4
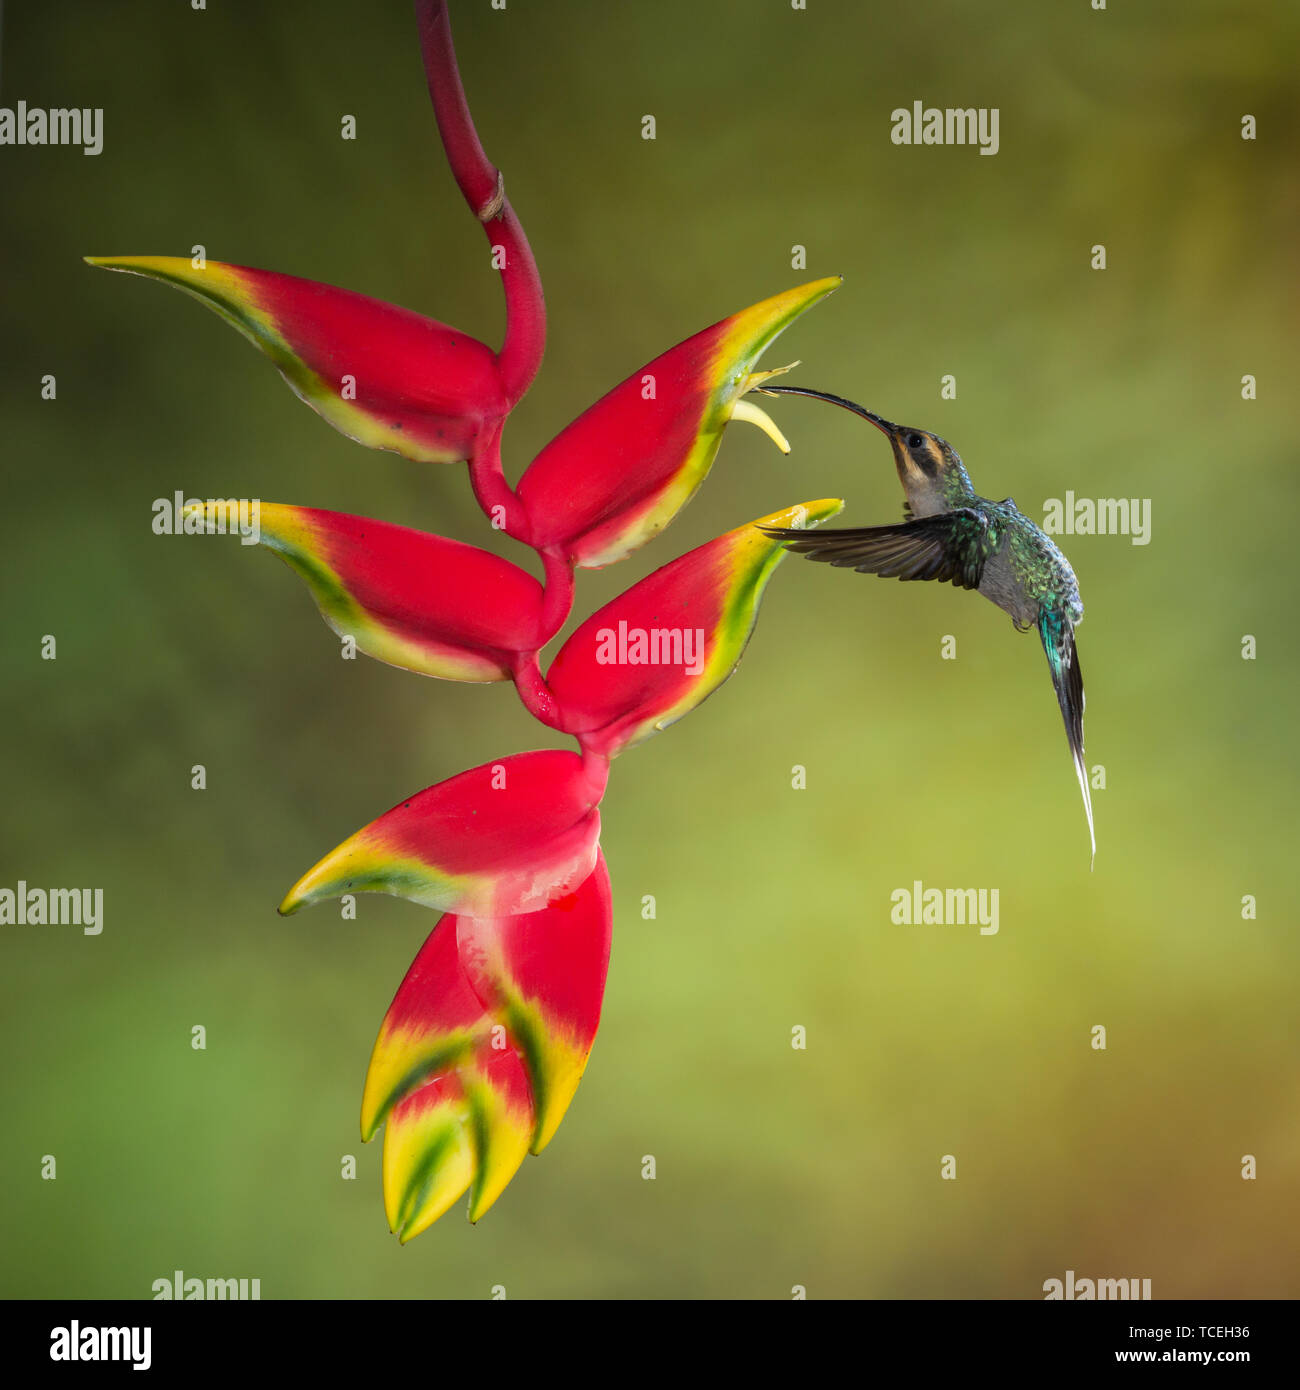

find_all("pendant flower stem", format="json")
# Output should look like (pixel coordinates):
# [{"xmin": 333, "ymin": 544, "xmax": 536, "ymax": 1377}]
[
  {"xmin": 415, "ymin": 0, "xmax": 546, "ymax": 408},
  {"xmin": 536, "ymin": 548, "xmax": 577, "ymax": 646},
  {"xmin": 465, "ymin": 419, "xmax": 530, "ymax": 540},
  {"xmin": 509, "ymin": 650, "xmax": 576, "ymax": 736}
]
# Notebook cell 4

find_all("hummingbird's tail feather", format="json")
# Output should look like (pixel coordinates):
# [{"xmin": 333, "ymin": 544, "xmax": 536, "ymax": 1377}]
[{"xmin": 1037, "ymin": 609, "xmax": 1094, "ymax": 867}]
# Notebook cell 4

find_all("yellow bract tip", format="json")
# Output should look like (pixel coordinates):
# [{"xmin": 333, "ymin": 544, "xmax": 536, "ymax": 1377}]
[
  {"xmin": 754, "ymin": 497, "xmax": 845, "ymax": 534},
  {"xmin": 277, "ymin": 864, "xmax": 322, "ymax": 914}
]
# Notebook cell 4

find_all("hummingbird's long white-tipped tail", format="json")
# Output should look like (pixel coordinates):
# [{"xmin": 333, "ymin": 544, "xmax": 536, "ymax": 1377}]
[
  {"xmin": 1035, "ymin": 608, "xmax": 1093, "ymax": 870},
  {"xmin": 1073, "ymin": 744, "xmax": 1096, "ymax": 870}
]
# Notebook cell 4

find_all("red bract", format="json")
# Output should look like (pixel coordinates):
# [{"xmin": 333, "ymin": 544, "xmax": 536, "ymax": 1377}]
[
  {"xmin": 278, "ymin": 750, "xmax": 607, "ymax": 920},
  {"xmin": 516, "ymin": 277, "xmax": 840, "ymax": 568},
  {"xmin": 187, "ymin": 501, "xmax": 545, "ymax": 681},
  {"xmin": 546, "ymin": 499, "xmax": 843, "ymax": 756},
  {"xmin": 95, "ymin": 0, "xmax": 842, "ymax": 1237},
  {"xmin": 85, "ymin": 257, "xmax": 510, "ymax": 466},
  {"xmin": 455, "ymin": 859, "xmax": 613, "ymax": 1156},
  {"xmin": 363, "ymin": 855, "xmax": 612, "ymax": 1237}
]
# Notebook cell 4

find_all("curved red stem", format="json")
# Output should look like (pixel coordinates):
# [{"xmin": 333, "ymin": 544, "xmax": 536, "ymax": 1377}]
[
  {"xmin": 510, "ymin": 650, "xmax": 573, "ymax": 735},
  {"xmin": 467, "ymin": 420, "xmax": 530, "ymax": 541},
  {"xmin": 537, "ymin": 547, "xmax": 575, "ymax": 646},
  {"xmin": 510, "ymin": 550, "xmax": 577, "ymax": 738},
  {"xmin": 415, "ymin": 0, "xmax": 546, "ymax": 404},
  {"xmin": 579, "ymin": 746, "xmax": 611, "ymax": 802}
]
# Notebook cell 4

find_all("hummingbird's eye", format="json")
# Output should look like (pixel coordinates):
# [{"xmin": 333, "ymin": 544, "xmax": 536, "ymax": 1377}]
[{"xmin": 907, "ymin": 433, "xmax": 925, "ymax": 449}]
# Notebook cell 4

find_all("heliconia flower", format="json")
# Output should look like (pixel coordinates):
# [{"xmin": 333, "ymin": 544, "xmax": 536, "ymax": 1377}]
[
  {"xmin": 544, "ymin": 498, "xmax": 844, "ymax": 757},
  {"xmin": 364, "ymin": 854, "xmax": 612, "ymax": 1239},
  {"xmin": 183, "ymin": 501, "xmax": 545, "ymax": 681},
  {"xmin": 83, "ymin": 257, "xmax": 510, "ymax": 464},
  {"xmin": 94, "ymin": 0, "xmax": 853, "ymax": 1245},
  {"xmin": 515, "ymin": 277, "xmax": 841, "ymax": 568},
  {"xmin": 278, "ymin": 750, "xmax": 607, "ymax": 919}
]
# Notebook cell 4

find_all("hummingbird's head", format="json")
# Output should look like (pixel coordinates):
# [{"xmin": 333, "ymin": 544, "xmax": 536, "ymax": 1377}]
[
  {"xmin": 751, "ymin": 386, "xmax": 974, "ymax": 515},
  {"xmin": 867, "ymin": 417, "xmax": 944, "ymax": 484},
  {"xmin": 864, "ymin": 419, "xmax": 970, "ymax": 512}
]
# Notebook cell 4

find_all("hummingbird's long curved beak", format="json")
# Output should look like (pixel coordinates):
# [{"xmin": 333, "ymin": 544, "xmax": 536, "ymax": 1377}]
[{"xmin": 753, "ymin": 384, "xmax": 898, "ymax": 437}]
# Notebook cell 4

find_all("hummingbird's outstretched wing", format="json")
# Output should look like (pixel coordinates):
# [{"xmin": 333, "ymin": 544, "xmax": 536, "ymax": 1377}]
[
  {"xmin": 761, "ymin": 509, "xmax": 994, "ymax": 590},
  {"xmin": 1037, "ymin": 609, "xmax": 1095, "ymax": 866}
]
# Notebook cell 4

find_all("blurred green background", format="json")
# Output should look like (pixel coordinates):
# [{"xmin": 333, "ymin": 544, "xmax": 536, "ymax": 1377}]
[{"xmin": 2, "ymin": 0, "xmax": 1297, "ymax": 1299}]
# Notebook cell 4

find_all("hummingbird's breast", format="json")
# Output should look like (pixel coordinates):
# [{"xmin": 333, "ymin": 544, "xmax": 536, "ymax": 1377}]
[
  {"xmin": 977, "ymin": 544, "xmax": 1036, "ymax": 625},
  {"xmin": 976, "ymin": 506, "xmax": 1083, "ymax": 628}
]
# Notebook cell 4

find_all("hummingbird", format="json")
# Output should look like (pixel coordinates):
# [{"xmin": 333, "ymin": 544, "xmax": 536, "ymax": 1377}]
[{"xmin": 757, "ymin": 384, "xmax": 1094, "ymax": 864}]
